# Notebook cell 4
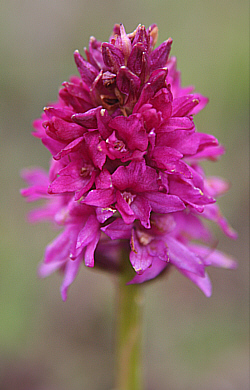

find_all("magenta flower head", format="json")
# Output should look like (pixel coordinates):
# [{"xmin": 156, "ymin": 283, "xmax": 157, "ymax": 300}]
[{"xmin": 21, "ymin": 24, "xmax": 237, "ymax": 301}]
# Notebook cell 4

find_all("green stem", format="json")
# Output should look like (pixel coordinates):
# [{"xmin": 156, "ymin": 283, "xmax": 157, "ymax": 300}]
[{"xmin": 115, "ymin": 255, "xmax": 144, "ymax": 390}]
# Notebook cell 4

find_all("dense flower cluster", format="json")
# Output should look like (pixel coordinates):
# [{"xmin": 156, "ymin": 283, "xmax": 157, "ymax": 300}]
[{"xmin": 21, "ymin": 24, "xmax": 237, "ymax": 300}]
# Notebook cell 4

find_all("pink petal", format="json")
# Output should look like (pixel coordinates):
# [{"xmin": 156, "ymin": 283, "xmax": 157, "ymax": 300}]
[
  {"xmin": 84, "ymin": 230, "xmax": 100, "ymax": 267},
  {"xmin": 102, "ymin": 42, "xmax": 124, "ymax": 73},
  {"xmin": 101, "ymin": 218, "xmax": 133, "ymax": 240},
  {"xmin": 127, "ymin": 42, "xmax": 147, "ymax": 77},
  {"xmin": 130, "ymin": 231, "xmax": 153, "ymax": 273},
  {"xmin": 116, "ymin": 190, "xmax": 135, "ymax": 224},
  {"xmin": 149, "ymin": 38, "xmax": 172, "ymax": 71},
  {"xmin": 74, "ymin": 50, "xmax": 98, "ymax": 85},
  {"xmin": 128, "ymin": 258, "xmax": 168, "ymax": 284},
  {"xmin": 166, "ymin": 236, "xmax": 205, "ymax": 276},
  {"xmin": 158, "ymin": 116, "xmax": 194, "ymax": 133},
  {"xmin": 82, "ymin": 188, "xmax": 115, "ymax": 207},
  {"xmin": 172, "ymin": 95, "xmax": 200, "ymax": 117},
  {"xmin": 143, "ymin": 192, "xmax": 185, "ymax": 213},
  {"xmin": 179, "ymin": 269, "xmax": 212, "ymax": 297},
  {"xmin": 72, "ymin": 106, "xmax": 100, "ymax": 129},
  {"xmin": 131, "ymin": 195, "xmax": 151, "ymax": 229},
  {"xmin": 60, "ymin": 255, "xmax": 83, "ymax": 301}
]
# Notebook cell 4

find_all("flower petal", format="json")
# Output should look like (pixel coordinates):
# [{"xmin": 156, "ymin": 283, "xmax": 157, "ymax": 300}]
[
  {"xmin": 130, "ymin": 231, "xmax": 153, "ymax": 273},
  {"xmin": 112, "ymin": 160, "xmax": 158, "ymax": 193},
  {"xmin": 128, "ymin": 258, "xmax": 168, "ymax": 284},
  {"xmin": 61, "ymin": 255, "xmax": 83, "ymax": 301},
  {"xmin": 74, "ymin": 50, "xmax": 98, "ymax": 85},
  {"xmin": 166, "ymin": 236, "xmax": 205, "ymax": 276},
  {"xmin": 110, "ymin": 114, "xmax": 148, "ymax": 152},
  {"xmin": 143, "ymin": 192, "xmax": 185, "ymax": 213},
  {"xmin": 179, "ymin": 269, "xmax": 212, "ymax": 297},
  {"xmin": 149, "ymin": 38, "xmax": 172, "ymax": 71},
  {"xmin": 101, "ymin": 218, "xmax": 133, "ymax": 240},
  {"xmin": 131, "ymin": 195, "xmax": 151, "ymax": 228},
  {"xmin": 102, "ymin": 42, "xmax": 124, "ymax": 73},
  {"xmin": 172, "ymin": 95, "xmax": 200, "ymax": 117},
  {"xmin": 82, "ymin": 188, "xmax": 115, "ymax": 207}
]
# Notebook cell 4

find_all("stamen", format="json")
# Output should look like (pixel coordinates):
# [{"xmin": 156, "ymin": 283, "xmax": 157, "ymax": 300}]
[
  {"xmin": 80, "ymin": 164, "xmax": 93, "ymax": 177},
  {"xmin": 136, "ymin": 230, "xmax": 153, "ymax": 246},
  {"xmin": 121, "ymin": 191, "xmax": 136, "ymax": 205}
]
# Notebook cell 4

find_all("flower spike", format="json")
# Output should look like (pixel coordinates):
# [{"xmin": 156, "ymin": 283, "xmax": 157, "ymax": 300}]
[{"xmin": 22, "ymin": 23, "xmax": 237, "ymax": 300}]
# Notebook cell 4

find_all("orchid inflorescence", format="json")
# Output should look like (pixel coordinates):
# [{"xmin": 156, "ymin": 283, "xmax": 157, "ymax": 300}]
[{"xmin": 21, "ymin": 24, "xmax": 237, "ymax": 300}]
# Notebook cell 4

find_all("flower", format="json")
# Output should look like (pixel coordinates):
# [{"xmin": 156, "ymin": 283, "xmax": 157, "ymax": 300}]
[{"xmin": 21, "ymin": 24, "xmax": 237, "ymax": 300}]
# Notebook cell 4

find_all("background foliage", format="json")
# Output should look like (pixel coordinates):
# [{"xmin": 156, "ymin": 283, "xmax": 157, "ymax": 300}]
[{"xmin": 0, "ymin": 1, "xmax": 249, "ymax": 389}]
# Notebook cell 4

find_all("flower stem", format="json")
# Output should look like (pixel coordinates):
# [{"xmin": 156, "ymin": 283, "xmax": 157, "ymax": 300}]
[{"xmin": 115, "ymin": 257, "xmax": 144, "ymax": 390}]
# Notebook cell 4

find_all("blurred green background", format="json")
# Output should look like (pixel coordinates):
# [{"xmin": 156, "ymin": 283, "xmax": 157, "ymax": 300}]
[{"xmin": 0, "ymin": 1, "xmax": 249, "ymax": 389}]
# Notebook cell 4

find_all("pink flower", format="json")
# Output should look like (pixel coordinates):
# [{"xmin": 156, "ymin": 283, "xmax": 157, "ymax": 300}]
[{"xmin": 21, "ymin": 24, "xmax": 237, "ymax": 300}]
